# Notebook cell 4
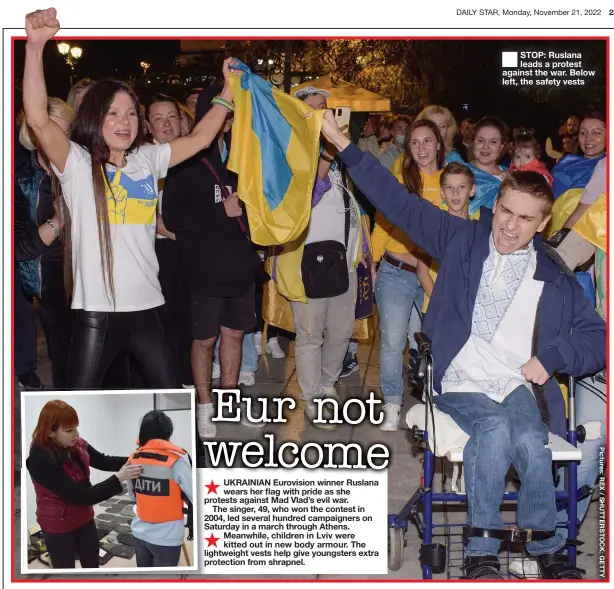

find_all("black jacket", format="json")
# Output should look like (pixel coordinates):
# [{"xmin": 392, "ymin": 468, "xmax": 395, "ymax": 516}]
[
  {"xmin": 15, "ymin": 151, "xmax": 64, "ymax": 301},
  {"xmin": 162, "ymin": 156, "xmax": 260, "ymax": 297},
  {"xmin": 26, "ymin": 442, "xmax": 127, "ymax": 506},
  {"xmin": 162, "ymin": 85, "xmax": 260, "ymax": 297}
]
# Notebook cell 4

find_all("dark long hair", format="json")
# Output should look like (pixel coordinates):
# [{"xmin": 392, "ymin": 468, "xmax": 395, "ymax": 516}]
[
  {"xmin": 402, "ymin": 119, "xmax": 446, "ymax": 197},
  {"xmin": 68, "ymin": 79, "xmax": 145, "ymax": 306},
  {"xmin": 138, "ymin": 410, "xmax": 173, "ymax": 447},
  {"xmin": 49, "ymin": 173, "xmax": 73, "ymax": 302}
]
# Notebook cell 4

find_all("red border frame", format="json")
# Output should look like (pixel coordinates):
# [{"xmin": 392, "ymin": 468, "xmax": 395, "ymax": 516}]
[{"xmin": 10, "ymin": 33, "xmax": 610, "ymax": 584}]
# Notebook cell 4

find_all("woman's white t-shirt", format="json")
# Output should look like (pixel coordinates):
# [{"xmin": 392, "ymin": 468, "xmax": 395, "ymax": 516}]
[{"xmin": 52, "ymin": 141, "xmax": 172, "ymax": 312}]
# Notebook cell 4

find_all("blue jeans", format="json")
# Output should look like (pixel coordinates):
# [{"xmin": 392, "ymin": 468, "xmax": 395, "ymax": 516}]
[
  {"xmin": 556, "ymin": 372, "xmax": 606, "ymax": 536},
  {"xmin": 134, "ymin": 536, "xmax": 182, "ymax": 567},
  {"xmin": 434, "ymin": 386, "xmax": 565, "ymax": 557},
  {"xmin": 213, "ymin": 332, "xmax": 258, "ymax": 373},
  {"xmin": 376, "ymin": 257, "xmax": 423, "ymax": 405}
]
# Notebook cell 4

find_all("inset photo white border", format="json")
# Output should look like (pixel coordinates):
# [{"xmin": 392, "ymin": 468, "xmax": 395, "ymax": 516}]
[{"xmin": 20, "ymin": 389, "xmax": 197, "ymax": 575}]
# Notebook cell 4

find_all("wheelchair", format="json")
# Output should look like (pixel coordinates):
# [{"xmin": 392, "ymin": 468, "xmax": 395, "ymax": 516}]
[{"xmin": 387, "ymin": 333, "xmax": 588, "ymax": 579}]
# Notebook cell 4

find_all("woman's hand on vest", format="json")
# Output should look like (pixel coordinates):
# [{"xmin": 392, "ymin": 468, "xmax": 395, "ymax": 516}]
[
  {"xmin": 117, "ymin": 462, "xmax": 143, "ymax": 482},
  {"xmin": 520, "ymin": 356, "xmax": 550, "ymax": 386}
]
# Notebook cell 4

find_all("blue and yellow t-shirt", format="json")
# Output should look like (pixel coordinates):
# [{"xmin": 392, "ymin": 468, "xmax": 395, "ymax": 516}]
[{"xmin": 52, "ymin": 142, "xmax": 171, "ymax": 312}]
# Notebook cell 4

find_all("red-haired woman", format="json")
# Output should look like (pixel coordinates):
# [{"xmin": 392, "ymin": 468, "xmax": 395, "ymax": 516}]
[{"xmin": 26, "ymin": 400, "xmax": 142, "ymax": 569}]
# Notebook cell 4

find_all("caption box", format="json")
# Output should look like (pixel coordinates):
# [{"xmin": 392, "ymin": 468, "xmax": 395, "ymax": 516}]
[
  {"xmin": 501, "ymin": 50, "xmax": 597, "ymax": 87},
  {"xmin": 198, "ymin": 468, "xmax": 387, "ymax": 575}
]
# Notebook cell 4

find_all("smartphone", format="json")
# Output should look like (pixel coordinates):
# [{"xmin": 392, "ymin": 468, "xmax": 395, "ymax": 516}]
[{"xmin": 334, "ymin": 106, "xmax": 351, "ymax": 131}]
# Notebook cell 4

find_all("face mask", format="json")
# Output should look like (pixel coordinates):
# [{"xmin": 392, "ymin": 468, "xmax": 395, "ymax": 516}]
[{"xmin": 394, "ymin": 135, "xmax": 406, "ymax": 147}]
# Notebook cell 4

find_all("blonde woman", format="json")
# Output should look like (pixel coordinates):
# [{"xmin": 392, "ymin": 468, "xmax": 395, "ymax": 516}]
[
  {"xmin": 66, "ymin": 78, "xmax": 94, "ymax": 112},
  {"xmin": 15, "ymin": 97, "xmax": 74, "ymax": 388},
  {"xmin": 415, "ymin": 105, "xmax": 462, "ymax": 163},
  {"xmin": 178, "ymin": 103, "xmax": 194, "ymax": 137}
]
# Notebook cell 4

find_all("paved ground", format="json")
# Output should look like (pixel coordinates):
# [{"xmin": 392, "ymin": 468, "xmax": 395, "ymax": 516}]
[{"xmin": 13, "ymin": 322, "xmax": 601, "ymax": 580}]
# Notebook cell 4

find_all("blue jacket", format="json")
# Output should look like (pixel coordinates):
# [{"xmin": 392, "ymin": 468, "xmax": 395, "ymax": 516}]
[
  {"xmin": 15, "ymin": 151, "xmax": 63, "ymax": 299},
  {"xmin": 338, "ymin": 143, "xmax": 606, "ymax": 437}
]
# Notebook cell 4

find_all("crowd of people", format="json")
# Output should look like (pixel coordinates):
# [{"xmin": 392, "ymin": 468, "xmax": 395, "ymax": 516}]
[{"xmin": 17, "ymin": 8, "xmax": 606, "ymax": 579}]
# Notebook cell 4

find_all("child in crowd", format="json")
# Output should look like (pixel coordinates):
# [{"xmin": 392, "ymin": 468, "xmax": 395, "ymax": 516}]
[
  {"xmin": 417, "ymin": 162, "xmax": 476, "ymax": 309},
  {"xmin": 509, "ymin": 130, "xmax": 553, "ymax": 186}
]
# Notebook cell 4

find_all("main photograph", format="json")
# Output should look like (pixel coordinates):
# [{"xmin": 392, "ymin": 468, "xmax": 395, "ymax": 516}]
[{"xmin": 12, "ymin": 10, "xmax": 607, "ymax": 581}]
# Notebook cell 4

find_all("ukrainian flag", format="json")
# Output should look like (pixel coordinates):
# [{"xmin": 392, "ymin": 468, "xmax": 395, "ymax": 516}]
[
  {"xmin": 227, "ymin": 61, "xmax": 325, "ymax": 246},
  {"xmin": 545, "ymin": 154, "xmax": 605, "ymax": 238},
  {"xmin": 574, "ymin": 194, "xmax": 607, "ymax": 319},
  {"xmin": 573, "ymin": 192, "xmax": 606, "ymax": 253},
  {"xmin": 466, "ymin": 163, "xmax": 507, "ymax": 215}
]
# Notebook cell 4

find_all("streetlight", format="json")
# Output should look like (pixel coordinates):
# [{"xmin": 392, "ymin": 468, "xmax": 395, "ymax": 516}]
[
  {"xmin": 57, "ymin": 41, "xmax": 83, "ymax": 87},
  {"xmin": 140, "ymin": 61, "xmax": 150, "ymax": 78},
  {"xmin": 57, "ymin": 42, "xmax": 70, "ymax": 56}
]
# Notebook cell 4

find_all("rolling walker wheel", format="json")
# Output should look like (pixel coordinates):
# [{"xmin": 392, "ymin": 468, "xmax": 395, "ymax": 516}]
[{"xmin": 388, "ymin": 527, "xmax": 405, "ymax": 571}]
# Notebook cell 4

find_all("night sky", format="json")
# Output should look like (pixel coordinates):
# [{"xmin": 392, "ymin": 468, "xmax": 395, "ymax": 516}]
[
  {"xmin": 12, "ymin": 38, "xmax": 605, "ymax": 135},
  {"xmin": 13, "ymin": 39, "xmax": 181, "ymax": 93}
]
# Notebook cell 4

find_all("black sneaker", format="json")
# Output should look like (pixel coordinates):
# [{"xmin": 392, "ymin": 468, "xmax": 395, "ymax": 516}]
[
  {"xmin": 462, "ymin": 555, "xmax": 504, "ymax": 580},
  {"xmin": 340, "ymin": 354, "xmax": 359, "ymax": 378},
  {"xmin": 536, "ymin": 549, "xmax": 585, "ymax": 579},
  {"xmin": 17, "ymin": 371, "xmax": 44, "ymax": 390}
]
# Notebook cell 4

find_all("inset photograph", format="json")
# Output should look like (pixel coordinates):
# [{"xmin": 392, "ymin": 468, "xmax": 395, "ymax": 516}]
[{"xmin": 21, "ymin": 390, "xmax": 196, "ymax": 573}]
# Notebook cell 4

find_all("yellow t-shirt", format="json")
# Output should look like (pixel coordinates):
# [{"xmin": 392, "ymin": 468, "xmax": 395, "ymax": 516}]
[{"xmin": 371, "ymin": 155, "xmax": 443, "ymax": 261}]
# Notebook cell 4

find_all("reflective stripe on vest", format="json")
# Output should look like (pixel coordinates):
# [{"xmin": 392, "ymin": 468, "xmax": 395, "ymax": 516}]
[{"xmin": 129, "ymin": 441, "xmax": 186, "ymax": 524}]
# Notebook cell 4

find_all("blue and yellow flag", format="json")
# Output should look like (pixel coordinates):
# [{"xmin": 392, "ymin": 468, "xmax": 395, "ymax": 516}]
[
  {"xmin": 545, "ymin": 154, "xmax": 605, "ymax": 237},
  {"xmin": 466, "ymin": 163, "xmax": 507, "ymax": 215},
  {"xmin": 552, "ymin": 154, "xmax": 604, "ymax": 199},
  {"xmin": 574, "ymin": 193, "xmax": 607, "ymax": 320},
  {"xmin": 227, "ymin": 61, "xmax": 325, "ymax": 246},
  {"xmin": 573, "ymin": 192, "xmax": 607, "ymax": 253}
]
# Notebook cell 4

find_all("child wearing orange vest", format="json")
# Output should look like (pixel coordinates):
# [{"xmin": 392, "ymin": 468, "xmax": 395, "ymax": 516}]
[{"xmin": 128, "ymin": 411, "xmax": 193, "ymax": 567}]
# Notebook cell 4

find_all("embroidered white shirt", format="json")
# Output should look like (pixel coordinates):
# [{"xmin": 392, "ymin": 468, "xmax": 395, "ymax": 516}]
[{"xmin": 441, "ymin": 239, "xmax": 544, "ymax": 402}]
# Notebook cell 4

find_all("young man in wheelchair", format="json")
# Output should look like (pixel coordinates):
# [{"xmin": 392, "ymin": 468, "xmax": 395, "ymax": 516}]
[{"xmin": 320, "ymin": 111, "xmax": 606, "ymax": 580}]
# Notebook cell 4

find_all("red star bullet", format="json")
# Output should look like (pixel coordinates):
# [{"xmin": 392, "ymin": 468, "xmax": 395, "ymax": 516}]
[
  {"xmin": 206, "ymin": 533, "xmax": 220, "ymax": 547},
  {"xmin": 206, "ymin": 480, "xmax": 220, "ymax": 494}
]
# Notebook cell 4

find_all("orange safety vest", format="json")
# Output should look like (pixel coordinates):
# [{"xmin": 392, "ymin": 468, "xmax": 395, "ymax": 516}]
[{"xmin": 129, "ymin": 439, "xmax": 186, "ymax": 524}]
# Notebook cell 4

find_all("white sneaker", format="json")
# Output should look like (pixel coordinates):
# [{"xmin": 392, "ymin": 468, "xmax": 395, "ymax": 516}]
[
  {"xmin": 509, "ymin": 558, "xmax": 539, "ymax": 578},
  {"xmin": 266, "ymin": 337, "xmax": 285, "ymax": 359},
  {"xmin": 379, "ymin": 403, "xmax": 401, "ymax": 432},
  {"xmin": 304, "ymin": 386, "xmax": 339, "ymax": 430},
  {"xmin": 254, "ymin": 332, "xmax": 263, "ymax": 356},
  {"xmin": 239, "ymin": 371, "xmax": 255, "ymax": 386},
  {"xmin": 212, "ymin": 364, "xmax": 220, "ymax": 380},
  {"xmin": 197, "ymin": 403, "xmax": 216, "ymax": 439}
]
